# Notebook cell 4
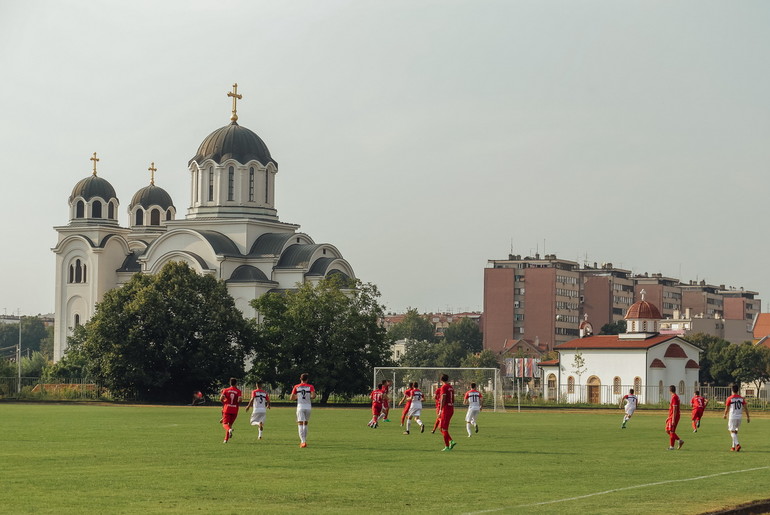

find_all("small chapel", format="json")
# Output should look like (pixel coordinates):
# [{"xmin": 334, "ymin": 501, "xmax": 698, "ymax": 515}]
[{"xmin": 52, "ymin": 85, "xmax": 355, "ymax": 361}]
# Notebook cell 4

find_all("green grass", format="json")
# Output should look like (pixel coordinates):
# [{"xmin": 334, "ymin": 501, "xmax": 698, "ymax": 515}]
[{"xmin": 0, "ymin": 403, "xmax": 768, "ymax": 514}]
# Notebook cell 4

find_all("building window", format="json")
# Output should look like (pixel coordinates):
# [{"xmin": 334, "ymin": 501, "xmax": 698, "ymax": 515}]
[
  {"xmin": 249, "ymin": 167, "xmax": 255, "ymax": 202},
  {"xmin": 208, "ymin": 168, "xmax": 214, "ymax": 202},
  {"xmin": 74, "ymin": 314, "xmax": 80, "ymax": 327},
  {"xmin": 265, "ymin": 169, "xmax": 269, "ymax": 203},
  {"xmin": 228, "ymin": 166, "xmax": 234, "ymax": 201},
  {"xmin": 679, "ymin": 380, "xmax": 685, "ymax": 396},
  {"xmin": 135, "ymin": 210, "xmax": 144, "ymax": 226},
  {"xmin": 634, "ymin": 377, "xmax": 642, "ymax": 393},
  {"xmin": 69, "ymin": 259, "xmax": 87, "ymax": 284},
  {"xmin": 92, "ymin": 200, "xmax": 102, "ymax": 218},
  {"xmin": 613, "ymin": 376, "xmax": 621, "ymax": 394},
  {"xmin": 150, "ymin": 209, "xmax": 160, "ymax": 226},
  {"xmin": 108, "ymin": 201, "xmax": 115, "ymax": 219},
  {"xmin": 166, "ymin": 209, "xmax": 172, "ymax": 221},
  {"xmin": 658, "ymin": 380, "xmax": 664, "ymax": 401},
  {"xmin": 567, "ymin": 376, "xmax": 575, "ymax": 394},
  {"xmin": 76, "ymin": 200, "xmax": 85, "ymax": 218}
]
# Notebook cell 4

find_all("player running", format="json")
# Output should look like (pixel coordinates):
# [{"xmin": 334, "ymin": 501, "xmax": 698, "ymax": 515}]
[
  {"xmin": 723, "ymin": 384, "xmax": 750, "ymax": 451},
  {"xmin": 431, "ymin": 381, "xmax": 442, "ymax": 433},
  {"xmin": 437, "ymin": 374, "xmax": 456, "ymax": 451},
  {"xmin": 398, "ymin": 382, "xmax": 415, "ymax": 426},
  {"xmin": 665, "ymin": 385, "xmax": 684, "ymax": 450},
  {"xmin": 619, "ymin": 388, "xmax": 638, "ymax": 429},
  {"xmin": 379, "ymin": 379, "xmax": 392, "ymax": 422},
  {"xmin": 245, "ymin": 381, "xmax": 270, "ymax": 440},
  {"xmin": 368, "ymin": 383, "xmax": 384, "ymax": 429},
  {"xmin": 219, "ymin": 377, "xmax": 242, "ymax": 443},
  {"xmin": 290, "ymin": 373, "xmax": 316, "ymax": 448},
  {"xmin": 403, "ymin": 384, "xmax": 425, "ymax": 435},
  {"xmin": 690, "ymin": 390, "xmax": 709, "ymax": 432},
  {"xmin": 463, "ymin": 383, "xmax": 482, "ymax": 437}
]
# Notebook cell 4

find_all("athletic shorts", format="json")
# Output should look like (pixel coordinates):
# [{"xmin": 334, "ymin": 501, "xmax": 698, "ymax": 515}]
[
  {"xmin": 407, "ymin": 405, "xmax": 422, "ymax": 418},
  {"xmin": 665, "ymin": 415, "xmax": 680, "ymax": 433},
  {"xmin": 222, "ymin": 412, "xmax": 238, "ymax": 426},
  {"xmin": 402, "ymin": 403, "xmax": 411, "ymax": 415},
  {"xmin": 296, "ymin": 408, "xmax": 311, "ymax": 423},
  {"xmin": 465, "ymin": 408, "xmax": 480, "ymax": 423},
  {"xmin": 691, "ymin": 408, "xmax": 704, "ymax": 420},
  {"xmin": 372, "ymin": 404, "xmax": 382, "ymax": 417},
  {"xmin": 625, "ymin": 407, "xmax": 636, "ymax": 416},
  {"xmin": 439, "ymin": 407, "xmax": 454, "ymax": 430},
  {"xmin": 250, "ymin": 411, "xmax": 266, "ymax": 425},
  {"xmin": 727, "ymin": 418, "xmax": 742, "ymax": 432}
]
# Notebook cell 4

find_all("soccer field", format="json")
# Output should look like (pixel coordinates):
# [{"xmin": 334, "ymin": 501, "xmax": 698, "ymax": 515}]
[{"xmin": 1, "ymin": 403, "xmax": 767, "ymax": 514}]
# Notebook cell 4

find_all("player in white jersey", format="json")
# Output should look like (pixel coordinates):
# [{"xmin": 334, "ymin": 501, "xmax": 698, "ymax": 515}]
[
  {"xmin": 620, "ymin": 388, "xmax": 638, "ymax": 429},
  {"xmin": 245, "ymin": 381, "xmax": 271, "ymax": 440},
  {"xmin": 723, "ymin": 384, "xmax": 751, "ymax": 451},
  {"xmin": 463, "ymin": 384, "xmax": 482, "ymax": 437},
  {"xmin": 403, "ymin": 386, "xmax": 425, "ymax": 435},
  {"xmin": 290, "ymin": 373, "xmax": 316, "ymax": 448}
]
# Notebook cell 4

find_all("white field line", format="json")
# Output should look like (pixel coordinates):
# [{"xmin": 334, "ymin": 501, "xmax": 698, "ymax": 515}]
[{"xmin": 463, "ymin": 466, "xmax": 770, "ymax": 514}]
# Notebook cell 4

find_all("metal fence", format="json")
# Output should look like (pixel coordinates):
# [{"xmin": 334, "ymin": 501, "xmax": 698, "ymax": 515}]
[{"xmin": 0, "ymin": 377, "xmax": 107, "ymax": 401}]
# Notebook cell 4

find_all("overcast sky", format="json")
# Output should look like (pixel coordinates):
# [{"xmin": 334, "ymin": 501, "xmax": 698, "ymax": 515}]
[{"xmin": 1, "ymin": 1, "xmax": 769, "ymax": 316}]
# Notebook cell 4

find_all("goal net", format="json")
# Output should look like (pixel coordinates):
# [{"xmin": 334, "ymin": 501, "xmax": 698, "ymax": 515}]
[{"xmin": 373, "ymin": 367, "xmax": 505, "ymax": 412}]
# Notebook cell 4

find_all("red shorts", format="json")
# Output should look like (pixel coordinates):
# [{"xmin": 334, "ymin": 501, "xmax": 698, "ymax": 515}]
[
  {"xmin": 665, "ymin": 415, "xmax": 680, "ymax": 433},
  {"xmin": 439, "ymin": 406, "xmax": 454, "ymax": 430},
  {"xmin": 402, "ymin": 403, "xmax": 411, "ymax": 415},
  {"xmin": 691, "ymin": 408, "xmax": 704, "ymax": 420},
  {"xmin": 222, "ymin": 411, "xmax": 238, "ymax": 426},
  {"xmin": 372, "ymin": 404, "xmax": 382, "ymax": 417}
]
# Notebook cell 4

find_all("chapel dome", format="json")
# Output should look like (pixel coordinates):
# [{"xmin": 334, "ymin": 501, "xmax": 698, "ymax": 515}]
[
  {"xmin": 69, "ymin": 174, "xmax": 117, "ymax": 203},
  {"xmin": 129, "ymin": 184, "xmax": 174, "ymax": 210},
  {"xmin": 189, "ymin": 121, "xmax": 276, "ymax": 166},
  {"xmin": 624, "ymin": 300, "xmax": 662, "ymax": 320}
]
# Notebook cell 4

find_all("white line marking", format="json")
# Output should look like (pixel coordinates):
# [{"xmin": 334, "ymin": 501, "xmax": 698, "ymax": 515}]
[{"xmin": 462, "ymin": 466, "xmax": 770, "ymax": 514}]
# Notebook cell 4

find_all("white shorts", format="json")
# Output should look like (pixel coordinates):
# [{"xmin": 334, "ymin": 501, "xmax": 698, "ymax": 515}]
[
  {"xmin": 466, "ymin": 408, "xmax": 480, "ymax": 423},
  {"xmin": 250, "ymin": 411, "xmax": 266, "ymax": 425},
  {"xmin": 625, "ymin": 408, "xmax": 636, "ymax": 416},
  {"xmin": 407, "ymin": 405, "xmax": 422, "ymax": 418},
  {"xmin": 296, "ymin": 408, "xmax": 312, "ymax": 422},
  {"xmin": 728, "ymin": 418, "xmax": 742, "ymax": 432}
]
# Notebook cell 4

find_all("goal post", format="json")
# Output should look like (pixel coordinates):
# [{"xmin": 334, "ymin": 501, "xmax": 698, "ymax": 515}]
[{"xmin": 373, "ymin": 367, "xmax": 505, "ymax": 412}]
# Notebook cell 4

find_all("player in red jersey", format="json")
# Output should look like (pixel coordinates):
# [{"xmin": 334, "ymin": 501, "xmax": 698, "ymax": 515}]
[
  {"xmin": 219, "ymin": 377, "xmax": 242, "ymax": 443},
  {"xmin": 245, "ymin": 381, "xmax": 271, "ymax": 440},
  {"xmin": 665, "ymin": 384, "xmax": 684, "ymax": 450},
  {"xmin": 431, "ymin": 381, "xmax": 442, "ymax": 433},
  {"xmin": 690, "ymin": 390, "xmax": 709, "ymax": 432},
  {"xmin": 368, "ymin": 383, "xmax": 384, "ymax": 428},
  {"xmin": 437, "ymin": 374, "xmax": 456, "ymax": 451},
  {"xmin": 398, "ymin": 382, "xmax": 415, "ymax": 426},
  {"xmin": 290, "ymin": 373, "xmax": 316, "ymax": 448},
  {"xmin": 723, "ymin": 384, "xmax": 751, "ymax": 451},
  {"xmin": 379, "ymin": 379, "xmax": 392, "ymax": 422}
]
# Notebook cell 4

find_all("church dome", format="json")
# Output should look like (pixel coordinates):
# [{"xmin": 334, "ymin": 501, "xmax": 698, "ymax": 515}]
[
  {"xmin": 189, "ymin": 122, "xmax": 276, "ymax": 166},
  {"xmin": 624, "ymin": 300, "xmax": 662, "ymax": 320},
  {"xmin": 69, "ymin": 174, "xmax": 117, "ymax": 202},
  {"xmin": 129, "ymin": 184, "xmax": 174, "ymax": 210}
]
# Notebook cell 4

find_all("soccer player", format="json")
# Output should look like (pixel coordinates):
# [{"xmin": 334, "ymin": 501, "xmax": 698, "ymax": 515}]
[
  {"xmin": 290, "ymin": 373, "xmax": 316, "ymax": 448},
  {"xmin": 665, "ymin": 384, "xmax": 684, "ymax": 450},
  {"xmin": 369, "ymin": 382, "xmax": 384, "ymax": 428},
  {"xmin": 379, "ymin": 379, "xmax": 392, "ymax": 422},
  {"xmin": 403, "ymin": 384, "xmax": 425, "ymax": 435},
  {"xmin": 219, "ymin": 378, "xmax": 242, "ymax": 443},
  {"xmin": 691, "ymin": 390, "xmax": 709, "ymax": 432},
  {"xmin": 723, "ymin": 384, "xmax": 750, "ymax": 451},
  {"xmin": 437, "ymin": 374, "xmax": 456, "ymax": 451},
  {"xmin": 431, "ymin": 381, "xmax": 442, "ymax": 433},
  {"xmin": 245, "ymin": 381, "xmax": 270, "ymax": 440},
  {"xmin": 398, "ymin": 382, "xmax": 415, "ymax": 426},
  {"xmin": 463, "ymin": 383, "xmax": 482, "ymax": 437},
  {"xmin": 619, "ymin": 388, "xmax": 638, "ymax": 429}
]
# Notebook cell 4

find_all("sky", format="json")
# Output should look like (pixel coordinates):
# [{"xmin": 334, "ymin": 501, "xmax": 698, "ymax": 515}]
[{"xmin": 1, "ymin": 1, "xmax": 769, "ymax": 317}]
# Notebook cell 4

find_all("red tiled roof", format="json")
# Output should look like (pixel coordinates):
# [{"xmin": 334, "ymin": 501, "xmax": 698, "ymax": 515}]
[
  {"xmin": 685, "ymin": 359, "xmax": 700, "ymax": 369},
  {"xmin": 753, "ymin": 313, "xmax": 770, "ymax": 339},
  {"xmin": 555, "ymin": 334, "xmax": 678, "ymax": 350},
  {"xmin": 625, "ymin": 300, "xmax": 662, "ymax": 320},
  {"xmin": 539, "ymin": 359, "xmax": 559, "ymax": 366},
  {"xmin": 663, "ymin": 343, "xmax": 687, "ymax": 358},
  {"xmin": 650, "ymin": 358, "xmax": 666, "ymax": 368}
]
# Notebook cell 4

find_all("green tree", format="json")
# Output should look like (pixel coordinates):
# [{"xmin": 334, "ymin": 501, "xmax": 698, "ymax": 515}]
[
  {"xmin": 387, "ymin": 308, "xmax": 437, "ymax": 343},
  {"xmin": 0, "ymin": 317, "xmax": 49, "ymax": 356},
  {"xmin": 599, "ymin": 320, "xmax": 626, "ymax": 335},
  {"xmin": 460, "ymin": 349, "xmax": 500, "ymax": 369},
  {"xmin": 251, "ymin": 276, "xmax": 392, "ymax": 404},
  {"xmin": 572, "ymin": 351, "xmax": 587, "ymax": 386},
  {"xmin": 442, "ymin": 317, "xmax": 482, "ymax": 354},
  {"xmin": 66, "ymin": 262, "xmax": 256, "ymax": 401},
  {"xmin": 733, "ymin": 343, "xmax": 770, "ymax": 392},
  {"xmin": 686, "ymin": 333, "xmax": 735, "ymax": 385},
  {"xmin": 21, "ymin": 351, "xmax": 48, "ymax": 377},
  {"xmin": 398, "ymin": 340, "xmax": 439, "ymax": 367}
]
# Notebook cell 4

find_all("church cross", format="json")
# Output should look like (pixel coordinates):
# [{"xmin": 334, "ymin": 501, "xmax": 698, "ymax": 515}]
[
  {"xmin": 640, "ymin": 289, "xmax": 646, "ymax": 301},
  {"xmin": 227, "ymin": 83, "xmax": 242, "ymax": 122},
  {"xmin": 148, "ymin": 162, "xmax": 157, "ymax": 185},
  {"xmin": 90, "ymin": 152, "xmax": 99, "ymax": 176}
]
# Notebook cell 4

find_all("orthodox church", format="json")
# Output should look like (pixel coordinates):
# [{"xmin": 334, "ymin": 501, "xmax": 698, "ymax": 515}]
[{"xmin": 52, "ymin": 85, "xmax": 355, "ymax": 361}]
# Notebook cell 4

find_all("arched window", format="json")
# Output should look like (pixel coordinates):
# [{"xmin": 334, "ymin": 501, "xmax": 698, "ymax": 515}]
[
  {"xmin": 613, "ymin": 376, "xmax": 621, "ymax": 394},
  {"xmin": 642, "ymin": 321, "xmax": 648, "ymax": 332},
  {"xmin": 658, "ymin": 380, "xmax": 664, "ymax": 401},
  {"xmin": 76, "ymin": 200, "xmax": 85, "ymax": 218},
  {"xmin": 135, "ymin": 210, "xmax": 144, "ymax": 226},
  {"xmin": 166, "ymin": 209, "xmax": 172, "ymax": 221},
  {"xmin": 92, "ymin": 200, "xmax": 102, "ymax": 218},
  {"xmin": 208, "ymin": 168, "xmax": 214, "ymax": 201},
  {"xmin": 634, "ymin": 377, "xmax": 642, "ymax": 393},
  {"xmin": 567, "ymin": 376, "xmax": 575, "ymax": 394},
  {"xmin": 249, "ymin": 167, "xmax": 255, "ymax": 201},
  {"xmin": 679, "ymin": 380, "xmax": 685, "ymax": 397},
  {"xmin": 69, "ymin": 265, "xmax": 74, "ymax": 283},
  {"xmin": 74, "ymin": 314, "xmax": 80, "ymax": 327},
  {"xmin": 74, "ymin": 259, "xmax": 82, "ymax": 283},
  {"xmin": 265, "ymin": 169, "xmax": 269, "ymax": 203},
  {"xmin": 150, "ymin": 209, "xmax": 160, "ymax": 226},
  {"xmin": 108, "ymin": 201, "xmax": 115, "ymax": 219},
  {"xmin": 82, "ymin": 264, "xmax": 86, "ymax": 282},
  {"xmin": 228, "ymin": 166, "xmax": 234, "ymax": 201}
]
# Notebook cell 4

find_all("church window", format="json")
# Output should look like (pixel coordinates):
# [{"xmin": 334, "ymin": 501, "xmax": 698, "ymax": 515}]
[
  {"xmin": 166, "ymin": 209, "xmax": 172, "ymax": 221},
  {"xmin": 679, "ymin": 380, "xmax": 685, "ymax": 396},
  {"xmin": 69, "ymin": 265, "xmax": 74, "ymax": 283},
  {"xmin": 613, "ymin": 376, "xmax": 621, "ymax": 394},
  {"xmin": 208, "ymin": 168, "xmax": 214, "ymax": 201},
  {"xmin": 108, "ymin": 201, "xmax": 115, "ymax": 219},
  {"xmin": 76, "ymin": 200, "xmax": 85, "ymax": 218},
  {"xmin": 74, "ymin": 314, "xmax": 80, "ymax": 327},
  {"xmin": 82, "ymin": 264, "xmax": 86, "ymax": 282},
  {"xmin": 228, "ymin": 166, "xmax": 234, "ymax": 201},
  {"xmin": 634, "ymin": 377, "xmax": 642, "ymax": 392},
  {"xmin": 265, "ymin": 169, "xmax": 269, "ymax": 203},
  {"xmin": 642, "ymin": 321, "xmax": 648, "ymax": 332},
  {"xmin": 567, "ymin": 376, "xmax": 575, "ymax": 394},
  {"xmin": 249, "ymin": 167, "xmax": 255, "ymax": 201},
  {"xmin": 150, "ymin": 209, "xmax": 160, "ymax": 226},
  {"xmin": 135, "ymin": 209, "xmax": 144, "ymax": 226},
  {"xmin": 658, "ymin": 381, "xmax": 664, "ymax": 401},
  {"xmin": 74, "ymin": 259, "xmax": 82, "ymax": 283},
  {"xmin": 92, "ymin": 200, "xmax": 102, "ymax": 218}
]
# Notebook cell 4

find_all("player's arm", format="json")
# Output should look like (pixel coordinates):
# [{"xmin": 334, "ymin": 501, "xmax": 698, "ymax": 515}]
[
  {"xmin": 245, "ymin": 392, "xmax": 255, "ymax": 410},
  {"xmin": 310, "ymin": 386, "xmax": 317, "ymax": 400},
  {"xmin": 290, "ymin": 386, "xmax": 297, "ymax": 401},
  {"xmin": 744, "ymin": 402, "xmax": 750, "ymax": 422},
  {"xmin": 219, "ymin": 390, "xmax": 226, "ymax": 403},
  {"xmin": 463, "ymin": 392, "xmax": 469, "ymax": 405},
  {"xmin": 479, "ymin": 394, "xmax": 483, "ymax": 410},
  {"xmin": 266, "ymin": 394, "xmax": 271, "ymax": 409},
  {"xmin": 723, "ymin": 400, "xmax": 729, "ymax": 419},
  {"xmin": 704, "ymin": 397, "xmax": 709, "ymax": 408}
]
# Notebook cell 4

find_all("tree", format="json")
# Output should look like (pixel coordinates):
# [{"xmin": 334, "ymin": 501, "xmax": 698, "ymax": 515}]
[
  {"xmin": 21, "ymin": 351, "xmax": 47, "ymax": 377},
  {"xmin": 251, "ymin": 275, "xmax": 392, "ymax": 404},
  {"xmin": 572, "ymin": 351, "xmax": 587, "ymax": 386},
  {"xmin": 399, "ymin": 340, "xmax": 440, "ymax": 367},
  {"xmin": 686, "ymin": 333, "xmax": 736, "ymax": 385},
  {"xmin": 442, "ymin": 317, "xmax": 482, "ymax": 354},
  {"xmin": 65, "ymin": 262, "xmax": 257, "ymax": 401},
  {"xmin": 599, "ymin": 320, "xmax": 626, "ymax": 335},
  {"xmin": 460, "ymin": 349, "xmax": 500, "ymax": 369},
  {"xmin": 733, "ymin": 343, "xmax": 770, "ymax": 392},
  {"xmin": 387, "ymin": 308, "xmax": 437, "ymax": 343},
  {"xmin": 0, "ymin": 317, "xmax": 49, "ymax": 356}
]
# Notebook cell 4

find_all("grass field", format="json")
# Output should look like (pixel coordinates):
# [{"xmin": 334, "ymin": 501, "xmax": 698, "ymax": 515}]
[{"xmin": 1, "ymin": 403, "xmax": 768, "ymax": 514}]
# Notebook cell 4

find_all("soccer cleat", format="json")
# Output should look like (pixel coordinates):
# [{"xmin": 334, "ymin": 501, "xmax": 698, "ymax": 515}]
[
  {"xmin": 475, "ymin": 424, "xmax": 479, "ymax": 434},
  {"xmin": 441, "ymin": 446, "xmax": 451, "ymax": 452},
  {"xmin": 420, "ymin": 424, "xmax": 425, "ymax": 434},
  {"xmin": 449, "ymin": 440, "xmax": 456, "ymax": 450},
  {"xmin": 678, "ymin": 440, "xmax": 684, "ymax": 450},
  {"xmin": 223, "ymin": 439, "xmax": 228, "ymax": 443},
  {"xmin": 731, "ymin": 446, "xmax": 735, "ymax": 451},
  {"xmin": 667, "ymin": 446, "xmax": 675, "ymax": 450},
  {"xmin": 693, "ymin": 429, "xmax": 697, "ymax": 433},
  {"xmin": 384, "ymin": 419, "xmax": 390, "ymax": 422},
  {"xmin": 374, "ymin": 422, "xmax": 378, "ymax": 429},
  {"xmin": 403, "ymin": 431, "xmax": 410, "ymax": 435},
  {"xmin": 736, "ymin": 444, "xmax": 742, "ymax": 452},
  {"xmin": 300, "ymin": 442, "xmax": 307, "ymax": 448},
  {"xmin": 228, "ymin": 429, "xmax": 233, "ymax": 439},
  {"xmin": 697, "ymin": 420, "xmax": 700, "ymax": 428}
]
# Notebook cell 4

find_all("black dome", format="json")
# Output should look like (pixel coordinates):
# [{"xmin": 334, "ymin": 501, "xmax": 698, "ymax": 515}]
[
  {"xmin": 189, "ymin": 122, "xmax": 276, "ymax": 166},
  {"xmin": 69, "ymin": 175, "xmax": 117, "ymax": 202},
  {"xmin": 129, "ymin": 184, "xmax": 174, "ymax": 210}
]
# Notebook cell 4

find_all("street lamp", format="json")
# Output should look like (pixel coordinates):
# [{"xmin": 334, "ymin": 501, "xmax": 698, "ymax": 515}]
[{"xmin": 17, "ymin": 309, "xmax": 22, "ymax": 394}]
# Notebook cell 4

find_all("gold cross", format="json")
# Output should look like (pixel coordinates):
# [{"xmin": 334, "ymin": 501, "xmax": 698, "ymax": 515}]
[
  {"xmin": 227, "ymin": 83, "xmax": 242, "ymax": 122},
  {"xmin": 148, "ymin": 162, "xmax": 157, "ymax": 185},
  {"xmin": 90, "ymin": 152, "xmax": 99, "ymax": 176}
]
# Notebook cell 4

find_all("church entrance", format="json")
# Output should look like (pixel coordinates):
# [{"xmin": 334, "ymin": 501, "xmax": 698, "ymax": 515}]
[{"xmin": 587, "ymin": 376, "xmax": 601, "ymax": 404}]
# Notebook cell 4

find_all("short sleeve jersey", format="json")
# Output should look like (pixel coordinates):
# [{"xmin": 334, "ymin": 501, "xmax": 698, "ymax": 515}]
[
  {"xmin": 668, "ymin": 394, "xmax": 680, "ymax": 418},
  {"xmin": 464, "ymin": 389, "xmax": 482, "ymax": 409},
  {"xmin": 370, "ymin": 388, "xmax": 383, "ymax": 406},
  {"xmin": 221, "ymin": 386, "xmax": 242, "ymax": 414},
  {"xmin": 439, "ymin": 383, "xmax": 455, "ymax": 408},
  {"xmin": 623, "ymin": 394, "xmax": 638, "ymax": 410},
  {"xmin": 691, "ymin": 395, "xmax": 706, "ymax": 410},
  {"xmin": 410, "ymin": 388, "xmax": 424, "ymax": 408},
  {"xmin": 403, "ymin": 388, "xmax": 414, "ymax": 406},
  {"xmin": 726, "ymin": 394, "xmax": 745, "ymax": 420},
  {"xmin": 292, "ymin": 383, "xmax": 315, "ymax": 409},
  {"xmin": 250, "ymin": 389, "xmax": 270, "ymax": 411}
]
